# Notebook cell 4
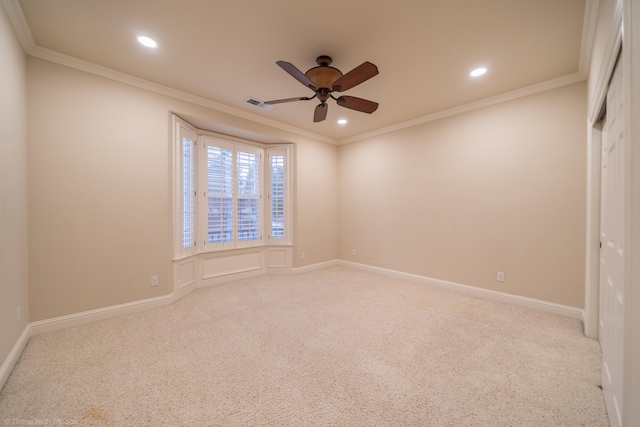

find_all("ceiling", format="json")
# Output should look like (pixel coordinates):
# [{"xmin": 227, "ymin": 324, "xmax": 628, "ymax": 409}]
[{"xmin": 11, "ymin": 0, "xmax": 589, "ymax": 143}]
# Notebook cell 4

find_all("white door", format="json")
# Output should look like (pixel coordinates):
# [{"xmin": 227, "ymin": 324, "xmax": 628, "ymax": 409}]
[{"xmin": 600, "ymin": 59, "xmax": 625, "ymax": 427}]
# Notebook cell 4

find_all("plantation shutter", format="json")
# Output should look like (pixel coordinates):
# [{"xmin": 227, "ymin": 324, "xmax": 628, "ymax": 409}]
[
  {"xmin": 270, "ymin": 153, "xmax": 285, "ymax": 240},
  {"xmin": 182, "ymin": 136, "xmax": 196, "ymax": 248},
  {"xmin": 175, "ymin": 118, "xmax": 198, "ymax": 258},
  {"xmin": 236, "ymin": 147, "xmax": 261, "ymax": 244},
  {"xmin": 206, "ymin": 143, "xmax": 234, "ymax": 245},
  {"xmin": 174, "ymin": 116, "xmax": 286, "ymax": 258}
]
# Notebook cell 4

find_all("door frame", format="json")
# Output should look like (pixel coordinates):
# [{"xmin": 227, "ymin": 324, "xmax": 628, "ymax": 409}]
[
  {"xmin": 584, "ymin": 0, "xmax": 622, "ymax": 342},
  {"xmin": 584, "ymin": 1, "xmax": 640, "ymax": 425}
]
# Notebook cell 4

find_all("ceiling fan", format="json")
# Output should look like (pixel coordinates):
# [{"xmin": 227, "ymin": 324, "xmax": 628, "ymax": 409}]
[{"xmin": 265, "ymin": 55, "xmax": 379, "ymax": 123}]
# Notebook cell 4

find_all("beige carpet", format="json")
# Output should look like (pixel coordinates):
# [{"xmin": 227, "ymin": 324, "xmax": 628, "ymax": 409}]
[{"xmin": 0, "ymin": 266, "xmax": 608, "ymax": 426}]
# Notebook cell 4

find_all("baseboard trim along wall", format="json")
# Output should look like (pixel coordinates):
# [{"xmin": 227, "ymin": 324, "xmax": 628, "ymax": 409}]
[
  {"xmin": 29, "ymin": 293, "xmax": 175, "ymax": 336},
  {"xmin": 0, "ymin": 325, "xmax": 30, "ymax": 393},
  {"xmin": 1, "ymin": 259, "xmax": 584, "ymax": 392},
  {"xmin": 291, "ymin": 259, "xmax": 339, "ymax": 274},
  {"xmin": 338, "ymin": 260, "xmax": 585, "ymax": 321}
]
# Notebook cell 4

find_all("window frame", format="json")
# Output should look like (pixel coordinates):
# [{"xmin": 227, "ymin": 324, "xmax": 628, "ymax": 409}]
[
  {"xmin": 266, "ymin": 146, "xmax": 292, "ymax": 245},
  {"xmin": 200, "ymin": 135, "xmax": 264, "ymax": 251},
  {"xmin": 173, "ymin": 115, "xmax": 291, "ymax": 259},
  {"xmin": 173, "ymin": 117, "xmax": 198, "ymax": 259}
]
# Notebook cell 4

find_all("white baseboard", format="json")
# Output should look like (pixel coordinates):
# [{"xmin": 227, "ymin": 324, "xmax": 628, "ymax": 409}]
[
  {"xmin": 2, "ymin": 259, "xmax": 583, "ymax": 393},
  {"xmin": 291, "ymin": 259, "xmax": 339, "ymax": 274},
  {"xmin": 29, "ymin": 293, "xmax": 175, "ymax": 336},
  {"xmin": 0, "ymin": 324, "xmax": 30, "ymax": 392},
  {"xmin": 338, "ymin": 260, "xmax": 584, "ymax": 321}
]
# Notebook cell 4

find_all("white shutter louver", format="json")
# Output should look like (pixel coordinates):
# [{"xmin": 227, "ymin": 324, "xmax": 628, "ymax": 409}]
[
  {"xmin": 270, "ymin": 154, "xmax": 285, "ymax": 239},
  {"xmin": 206, "ymin": 145, "xmax": 233, "ymax": 243},
  {"xmin": 237, "ymin": 150, "xmax": 260, "ymax": 241},
  {"xmin": 175, "ymin": 116, "xmax": 288, "ymax": 258},
  {"xmin": 182, "ymin": 137, "xmax": 196, "ymax": 248}
]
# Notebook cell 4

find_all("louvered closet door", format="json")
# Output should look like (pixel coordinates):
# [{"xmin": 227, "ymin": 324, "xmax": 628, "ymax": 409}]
[{"xmin": 599, "ymin": 58, "xmax": 624, "ymax": 427}]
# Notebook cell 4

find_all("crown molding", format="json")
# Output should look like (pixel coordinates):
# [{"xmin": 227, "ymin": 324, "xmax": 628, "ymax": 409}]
[
  {"xmin": 338, "ymin": 72, "xmax": 586, "ymax": 145},
  {"xmin": 28, "ymin": 46, "xmax": 337, "ymax": 145},
  {"xmin": 4, "ymin": 0, "xmax": 592, "ymax": 147},
  {"xmin": 3, "ymin": 0, "xmax": 336, "ymax": 146},
  {"xmin": 2, "ymin": 0, "xmax": 34, "ymax": 52}
]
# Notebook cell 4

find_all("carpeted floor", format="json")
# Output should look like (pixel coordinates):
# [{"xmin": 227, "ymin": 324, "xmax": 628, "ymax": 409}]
[{"xmin": 0, "ymin": 266, "xmax": 608, "ymax": 426}]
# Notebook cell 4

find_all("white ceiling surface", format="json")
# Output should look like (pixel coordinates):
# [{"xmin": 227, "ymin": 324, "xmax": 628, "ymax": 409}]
[{"xmin": 15, "ymin": 0, "xmax": 588, "ymax": 143}]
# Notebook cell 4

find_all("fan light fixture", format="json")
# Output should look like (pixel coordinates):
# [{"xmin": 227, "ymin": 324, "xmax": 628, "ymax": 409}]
[
  {"xmin": 338, "ymin": 119, "xmax": 348, "ymax": 125},
  {"xmin": 264, "ymin": 55, "xmax": 379, "ymax": 123},
  {"xmin": 137, "ymin": 36, "xmax": 157, "ymax": 48}
]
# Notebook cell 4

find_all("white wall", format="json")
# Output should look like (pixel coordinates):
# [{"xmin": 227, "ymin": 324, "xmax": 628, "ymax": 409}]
[
  {"xmin": 294, "ymin": 139, "xmax": 338, "ymax": 267},
  {"xmin": 26, "ymin": 57, "xmax": 338, "ymax": 321},
  {"xmin": 339, "ymin": 82, "xmax": 587, "ymax": 308},
  {"xmin": 0, "ymin": 2, "xmax": 29, "ymax": 381}
]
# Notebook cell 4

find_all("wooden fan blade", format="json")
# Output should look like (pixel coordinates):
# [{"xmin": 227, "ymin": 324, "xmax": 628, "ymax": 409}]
[
  {"xmin": 265, "ymin": 96, "xmax": 314, "ymax": 105},
  {"xmin": 336, "ymin": 96, "xmax": 379, "ymax": 114},
  {"xmin": 276, "ymin": 61, "xmax": 317, "ymax": 91},
  {"xmin": 314, "ymin": 103, "xmax": 328, "ymax": 122},
  {"xmin": 332, "ymin": 62, "xmax": 378, "ymax": 92}
]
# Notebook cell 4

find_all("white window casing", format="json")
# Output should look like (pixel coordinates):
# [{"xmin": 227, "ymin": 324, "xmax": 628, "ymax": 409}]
[
  {"xmin": 267, "ymin": 147, "xmax": 291, "ymax": 245},
  {"xmin": 173, "ymin": 115, "xmax": 290, "ymax": 259},
  {"xmin": 174, "ymin": 117, "xmax": 198, "ymax": 258}
]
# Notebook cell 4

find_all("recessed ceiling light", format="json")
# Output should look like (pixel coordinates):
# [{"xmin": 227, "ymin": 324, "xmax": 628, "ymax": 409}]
[
  {"xmin": 137, "ymin": 36, "xmax": 157, "ymax": 48},
  {"xmin": 337, "ymin": 119, "xmax": 348, "ymax": 125},
  {"xmin": 470, "ymin": 67, "xmax": 487, "ymax": 77}
]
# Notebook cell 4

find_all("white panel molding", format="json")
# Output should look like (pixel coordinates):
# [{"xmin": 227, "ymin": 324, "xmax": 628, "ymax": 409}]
[
  {"xmin": 200, "ymin": 250, "xmax": 263, "ymax": 280},
  {"xmin": 177, "ymin": 258, "xmax": 197, "ymax": 289},
  {"xmin": 266, "ymin": 247, "xmax": 290, "ymax": 269},
  {"xmin": 0, "ymin": 324, "xmax": 30, "ymax": 392},
  {"xmin": 338, "ymin": 260, "xmax": 585, "ymax": 321},
  {"xmin": 173, "ymin": 256, "xmax": 198, "ymax": 301},
  {"xmin": 29, "ymin": 294, "xmax": 174, "ymax": 336},
  {"xmin": 198, "ymin": 268, "xmax": 265, "ymax": 288}
]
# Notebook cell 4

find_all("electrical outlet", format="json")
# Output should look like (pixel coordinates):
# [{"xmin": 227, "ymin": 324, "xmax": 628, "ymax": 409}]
[
  {"xmin": 301, "ymin": 252, "xmax": 305, "ymax": 259},
  {"xmin": 17, "ymin": 306, "xmax": 22, "ymax": 324},
  {"xmin": 367, "ymin": 251, "xmax": 373, "ymax": 259},
  {"xmin": 497, "ymin": 272, "xmax": 505, "ymax": 282},
  {"xmin": 351, "ymin": 249, "xmax": 356, "ymax": 256},
  {"xmin": 150, "ymin": 276, "xmax": 159, "ymax": 287}
]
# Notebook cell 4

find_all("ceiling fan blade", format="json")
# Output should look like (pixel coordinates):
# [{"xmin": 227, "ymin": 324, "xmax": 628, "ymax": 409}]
[
  {"xmin": 276, "ymin": 61, "xmax": 317, "ymax": 91},
  {"xmin": 332, "ymin": 62, "xmax": 378, "ymax": 92},
  {"xmin": 314, "ymin": 103, "xmax": 328, "ymax": 122},
  {"xmin": 336, "ymin": 96, "xmax": 379, "ymax": 114},
  {"xmin": 265, "ymin": 96, "xmax": 314, "ymax": 105}
]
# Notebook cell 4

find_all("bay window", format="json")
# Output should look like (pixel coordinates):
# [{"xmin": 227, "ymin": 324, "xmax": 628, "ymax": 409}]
[{"xmin": 174, "ymin": 116, "xmax": 290, "ymax": 259}]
